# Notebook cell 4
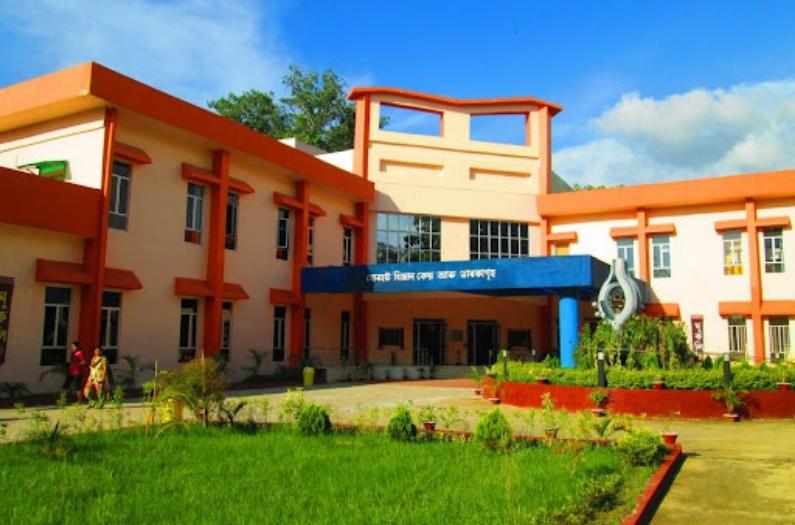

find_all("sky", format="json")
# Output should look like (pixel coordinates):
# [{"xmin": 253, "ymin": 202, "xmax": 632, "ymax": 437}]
[{"xmin": 1, "ymin": 0, "xmax": 795, "ymax": 186}]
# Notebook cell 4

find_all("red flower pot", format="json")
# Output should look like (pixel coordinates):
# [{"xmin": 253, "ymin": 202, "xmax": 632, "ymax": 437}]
[
  {"xmin": 652, "ymin": 381, "xmax": 665, "ymax": 390},
  {"xmin": 536, "ymin": 377, "xmax": 549, "ymax": 385},
  {"xmin": 590, "ymin": 408, "xmax": 606, "ymax": 417},
  {"xmin": 723, "ymin": 413, "xmax": 740, "ymax": 422},
  {"xmin": 474, "ymin": 388, "xmax": 483, "ymax": 396},
  {"xmin": 423, "ymin": 421, "xmax": 436, "ymax": 432},
  {"xmin": 662, "ymin": 432, "xmax": 678, "ymax": 446},
  {"xmin": 777, "ymin": 382, "xmax": 791, "ymax": 391},
  {"xmin": 487, "ymin": 397, "xmax": 501, "ymax": 405}
]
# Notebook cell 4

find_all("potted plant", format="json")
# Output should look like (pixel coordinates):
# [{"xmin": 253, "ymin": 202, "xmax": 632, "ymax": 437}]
[
  {"xmin": 541, "ymin": 392, "xmax": 559, "ymax": 439},
  {"xmin": 487, "ymin": 379, "xmax": 503, "ymax": 404},
  {"xmin": 419, "ymin": 405, "xmax": 437, "ymax": 431},
  {"xmin": 652, "ymin": 376, "xmax": 665, "ymax": 390},
  {"xmin": 470, "ymin": 366, "xmax": 484, "ymax": 396},
  {"xmin": 588, "ymin": 389, "xmax": 609, "ymax": 417},
  {"xmin": 712, "ymin": 385, "xmax": 745, "ymax": 422},
  {"xmin": 661, "ymin": 411, "xmax": 680, "ymax": 446}
]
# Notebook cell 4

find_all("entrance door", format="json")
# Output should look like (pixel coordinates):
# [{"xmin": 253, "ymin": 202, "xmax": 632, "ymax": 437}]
[
  {"xmin": 413, "ymin": 319, "xmax": 446, "ymax": 365},
  {"xmin": 467, "ymin": 321, "xmax": 500, "ymax": 365}
]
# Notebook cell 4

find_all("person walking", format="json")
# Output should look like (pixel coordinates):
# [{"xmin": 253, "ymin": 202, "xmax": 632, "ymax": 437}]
[
  {"xmin": 62, "ymin": 341, "xmax": 86, "ymax": 403},
  {"xmin": 84, "ymin": 346, "xmax": 109, "ymax": 408}
]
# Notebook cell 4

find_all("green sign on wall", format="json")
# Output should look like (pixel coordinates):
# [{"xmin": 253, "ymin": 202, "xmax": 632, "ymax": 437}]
[{"xmin": 0, "ymin": 277, "xmax": 13, "ymax": 364}]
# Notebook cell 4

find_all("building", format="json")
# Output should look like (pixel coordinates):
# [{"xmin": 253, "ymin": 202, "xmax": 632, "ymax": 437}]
[{"xmin": 0, "ymin": 63, "xmax": 792, "ymax": 392}]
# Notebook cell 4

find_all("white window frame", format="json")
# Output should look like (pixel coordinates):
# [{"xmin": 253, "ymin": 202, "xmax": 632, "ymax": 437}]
[
  {"xmin": 723, "ymin": 231, "xmax": 743, "ymax": 275},
  {"xmin": 727, "ymin": 316, "xmax": 747, "ymax": 357},
  {"xmin": 225, "ymin": 192, "xmax": 239, "ymax": 250},
  {"xmin": 179, "ymin": 298, "xmax": 198, "ymax": 362},
  {"xmin": 469, "ymin": 219, "xmax": 529, "ymax": 260},
  {"xmin": 763, "ymin": 228, "xmax": 785, "ymax": 273},
  {"xmin": 185, "ymin": 183, "xmax": 205, "ymax": 242},
  {"xmin": 768, "ymin": 317, "xmax": 790, "ymax": 361},
  {"xmin": 307, "ymin": 217, "xmax": 315, "ymax": 265},
  {"xmin": 100, "ymin": 291, "xmax": 121, "ymax": 363},
  {"xmin": 343, "ymin": 227, "xmax": 353, "ymax": 266},
  {"xmin": 41, "ymin": 287, "xmax": 71, "ymax": 365},
  {"xmin": 616, "ymin": 238, "xmax": 636, "ymax": 276},
  {"xmin": 109, "ymin": 161, "xmax": 131, "ymax": 230},
  {"xmin": 652, "ymin": 235, "xmax": 671, "ymax": 278},
  {"xmin": 273, "ymin": 306, "xmax": 286, "ymax": 361},
  {"xmin": 276, "ymin": 208, "xmax": 291, "ymax": 260},
  {"xmin": 220, "ymin": 302, "xmax": 232, "ymax": 360}
]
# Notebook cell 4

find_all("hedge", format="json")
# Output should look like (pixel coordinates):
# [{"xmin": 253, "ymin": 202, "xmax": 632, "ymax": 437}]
[{"xmin": 499, "ymin": 361, "xmax": 795, "ymax": 390}]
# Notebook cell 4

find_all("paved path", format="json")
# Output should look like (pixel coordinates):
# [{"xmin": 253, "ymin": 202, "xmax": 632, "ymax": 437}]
[{"xmin": 2, "ymin": 380, "xmax": 793, "ymax": 524}]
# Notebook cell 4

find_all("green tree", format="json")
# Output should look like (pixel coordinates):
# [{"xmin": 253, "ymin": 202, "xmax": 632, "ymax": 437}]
[{"xmin": 208, "ymin": 65, "xmax": 355, "ymax": 152}]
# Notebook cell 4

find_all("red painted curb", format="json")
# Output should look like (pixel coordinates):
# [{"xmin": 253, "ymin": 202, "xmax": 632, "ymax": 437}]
[
  {"xmin": 622, "ymin": 445, "xmax": 683, "ymax": 525},
  {"xmin": 488, "ymin": 382, "xmax": 795, "ymax": 418}
]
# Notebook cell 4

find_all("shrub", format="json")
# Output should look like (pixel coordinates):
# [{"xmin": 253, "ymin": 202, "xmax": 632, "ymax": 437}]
[
  {"xmin": 474, "ymin": 409, "xmax": 513, "ymax": 451},
  {"xmin": 152, "ymin": 358, "xmax": 226, "ymax": 425},
  {"xmin": 297, "ymin": 403, "xmax": 332, "ymax": 436},
  {"xmin": 279, "ymin": 388, "xmax": 306, "ymax": 423},
  {"xmin": 616, "ymin": 429, "xmax": 667, "ymax": 466},
  {"xmin": 386, "ymin": 406, "xmax": 416, "ymax": 442}
]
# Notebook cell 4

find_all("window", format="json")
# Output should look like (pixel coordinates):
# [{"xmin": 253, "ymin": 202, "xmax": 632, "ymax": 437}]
[
  {"xmin": 616, "ymin": 238, "xmax": 636, "ymax": 276},
  {"xmin": 553, "ymin": 243, "xmax": 570, "ymax": 256},
  {"xmin": 225, "ymin": 193, "xmax": 239, "ymax": 250},
  {"xmin": 109, "ymin": 161, "xmax": 131, "ymax": 230},
  {"xmin": 378, "ymin": 328, "xmax": 404, "ymax": 349},
  {"xmin": 220, "ymin": 302, "xmax": 232, "ymax": 361},
  {"xmin": 41, "ymin": 287, "xmax": 71, "ymax": 365},
  {"xmin": 469, "ymin": 114, "xmax": 526, "ymax": 145},
  {"xmin": 723, "ymin": 231, "xmax": 743, "ymax": 275},
  {"xmin": 185, "ymin": 183, "xmax": 204, "ymax": 243},
  {"xmin": 340, "ymin": 311, "xmax": 351, "ymax": 360},
  {"xmin": 303, "ymin": 308, "xmax": 312, "ymax": 359},
  {"xmin": 307, "ymin": 217, "xmax": 315, "ymax": 265},
  {"xmin": 769, "ymin": 317, "xmax": 790, "ymax": 361},
  {"xmin": 178, "ymin": 299, "xmax": 198, "ymax": 362},
  {"xmin": 276, "ymin": 208, "xmax": 290, "ymax": 260},
  {"xmin": 342, "ymin": 227, "xmax": 353, "ymax": 266},
  {"xmin": 272, "ymin": 306, "xmax": 286, "ymax": 361},
  {"xmin": 652, "ymin": 235, "xmax": 671, "ymax": 278},
  {"xmin": 507, "ymin": 329, "xmax": 532, "ymax": 349},
  {"xmin": 469, "ymin": 220, "xmax": 529, "ymax": 259},
  {"xmin": 379, "ymin": 104, "xmax": 442, "ymax": 136},
  {"xmin": 727, "ymin": 316, "xmax": 747, "ymax": 357},
  {"xmin": 376, "ymin": 213, "xmax": 441, "ymax": 263},
  {"xmin": 763, "ymin": 228, "xmax": 784, "ymax": 273},
  {"xmin": 99, "ymin": 291, "xmax": 121, "ymax": 364}
]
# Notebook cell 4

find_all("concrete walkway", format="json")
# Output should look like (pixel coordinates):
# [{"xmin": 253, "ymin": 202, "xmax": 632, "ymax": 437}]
[{"xmin": 2, "ymin": 380, "xmax": 793, "ymax": 524}]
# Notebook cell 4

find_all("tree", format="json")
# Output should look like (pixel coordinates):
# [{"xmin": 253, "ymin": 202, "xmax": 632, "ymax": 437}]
[{"xmin": 208, "ymin": 65, "xmax": 355, "ymax": 152}]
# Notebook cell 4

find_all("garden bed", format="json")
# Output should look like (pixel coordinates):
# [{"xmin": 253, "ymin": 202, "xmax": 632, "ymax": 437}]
[
  {"xmin": 0, "ymin": 426, "xmax": 657, "ymax": 525},
  {"xmin": 487, "ymin": 382, "xmax": 795, "ymax": 418}
]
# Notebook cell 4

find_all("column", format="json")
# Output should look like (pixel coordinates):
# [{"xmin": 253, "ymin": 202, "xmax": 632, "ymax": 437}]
[{"xmin": 558, "ymin": 293, "xmax": 579, "ymax": 369}]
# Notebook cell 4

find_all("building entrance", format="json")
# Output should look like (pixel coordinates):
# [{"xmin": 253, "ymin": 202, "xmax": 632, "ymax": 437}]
[
  {"xmin": 467, "ymin": 320, "xmax": 500, "ymax": 365},
  {"xmin": 413, "ymin": 319, "xmax": 446, "ymax": 365}
]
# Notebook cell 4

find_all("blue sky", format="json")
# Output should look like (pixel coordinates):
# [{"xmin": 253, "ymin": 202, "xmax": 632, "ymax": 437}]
[{"xmin": 1, "ymin": 0, "xmax": 795, "ymax": 186}]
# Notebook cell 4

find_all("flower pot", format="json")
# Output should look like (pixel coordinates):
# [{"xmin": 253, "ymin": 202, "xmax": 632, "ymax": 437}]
[
  {"xmin": 590, "ymin": 408, "xmax": 606, "ymax": 417},
  {"xmin": 423, "ymin": 420, "xmax": 436, "ymax": 432},
  {"xmin": 652, "ymin": 381, "xmax": 665, "ymax": 390},
  {"xmin": 474, "ymin": 388, "xmax": 483, "ymax": 396},
  {"xmin": 544, "ymin": 427, "xmax": 559, "ymax": 439},
  {"xmin": 487, "ymin": 397, "xmax": 501, "ymax": 405},
  {"xmin": 536, "ymin": 377, "xmax": 549, "ymax": 385},
  {"xmin": 723, "ymin": 413, "xmax": 740, "ymax": 422},
  {"xmin": 777, "ymin": 382, "xmax": 791, "ymax": 391},
  {"xmin": 662, "ymin": 432, "xmax": 678, "ymax": 446}
]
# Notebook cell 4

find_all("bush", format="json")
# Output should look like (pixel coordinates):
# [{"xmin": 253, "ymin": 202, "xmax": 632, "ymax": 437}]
[
  {"xmin": 616, "ymin": 429, "xmax": 667, "ymax": 466},
  {"xmin": 474, "ymin": 409, "xmax": 513, "ymax": 452},
  {"xmin": 530, "ymin": 473, "xmax": 623, "ymax": 525},
  {"xmin": 386, "ymin": 406, "xmax": 416, "ymax": 442},
  {"xmin": 297, "ymin": 403, "xmax": 332, "ymax": 436}
]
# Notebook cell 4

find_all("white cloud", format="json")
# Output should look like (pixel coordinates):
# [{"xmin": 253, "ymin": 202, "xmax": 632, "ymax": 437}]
[
  {"xmin": 554, "ymin": 80, "xmax": 795, "ymax": 186},
  {"xmin": 0, "ymin": 0, "xmax": 292, "ymax": 104}
]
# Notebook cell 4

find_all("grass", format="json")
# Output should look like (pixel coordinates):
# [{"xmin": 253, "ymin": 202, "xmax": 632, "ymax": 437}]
[{"xmin": 0, "ymin": 427, "xmax": 654, "ymax": 524}]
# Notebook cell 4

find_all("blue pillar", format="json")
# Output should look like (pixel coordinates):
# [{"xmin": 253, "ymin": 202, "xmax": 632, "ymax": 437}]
[{"xmin": 559, "ymin": 294, "xmax": 579, "ymax": 369}]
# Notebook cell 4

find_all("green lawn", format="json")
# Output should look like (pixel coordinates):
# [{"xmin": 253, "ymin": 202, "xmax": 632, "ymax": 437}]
[{"xmin": 0, "ymin": 427, "xmax": 653, "ymax": 524}]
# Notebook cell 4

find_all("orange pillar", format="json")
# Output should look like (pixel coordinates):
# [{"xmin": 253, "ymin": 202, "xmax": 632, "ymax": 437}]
[
  {"xmin": 201, "ymin": 150, "xmax": 230, "ymax": 356},
  {"xmin": 288, "ymin": 181, "xmax": 310, "ymax": 367},
  {"xmin": 353, "ymin": 201, "xmax": 369, "ymax": 363},
  {"xmin": 78, "ymin": 107, "xmax": 116, "ymax": 351}
]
